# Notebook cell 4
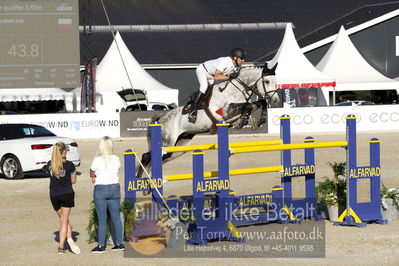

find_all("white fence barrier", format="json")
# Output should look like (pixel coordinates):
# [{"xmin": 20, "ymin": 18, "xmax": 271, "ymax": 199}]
[
  {"xmin": 0, "ymin": 113, "xmax": 120, "ymax": 139},
  {"xmin": 0, "ymin": 105, "xmax": 398, "ymax": 140},
  {"xmin": 268, "ymin": 105, "xmax": 399, "ymax": 133}
]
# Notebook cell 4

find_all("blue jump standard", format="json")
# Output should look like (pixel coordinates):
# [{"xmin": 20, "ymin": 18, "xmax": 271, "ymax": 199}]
[
  {"xmin": 123, "ymin": 114, "xmax": 387, "ymax": 245},
  {"xmin": 333, "ymin": 115, "xmax": 387, "ymax": 227}
]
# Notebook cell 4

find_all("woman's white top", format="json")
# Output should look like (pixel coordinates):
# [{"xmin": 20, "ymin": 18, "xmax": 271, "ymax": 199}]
[
  {"xmin": 202, "ymin": 56, "xmax": 235, "ymax": 76},
  {"xmin": 90, "ymin": 155, "xmax": 120, "ymax": 185}
]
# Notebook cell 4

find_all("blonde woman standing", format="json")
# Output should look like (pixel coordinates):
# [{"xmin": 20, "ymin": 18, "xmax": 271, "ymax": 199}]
[
  {"xmin": 48, "ymin": 142, "xmax": 80, "ymax": 254},
  {"xmin": 90, "ymin": 136, "xmax": 124, "ymax": 253}
]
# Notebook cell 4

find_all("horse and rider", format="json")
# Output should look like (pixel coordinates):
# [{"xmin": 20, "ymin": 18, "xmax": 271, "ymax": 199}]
[
  {"xmin": 188, "ymin": 48, "xmax": 246, "ymax": 123},
  {"xmin": 136, "ymin": 47, "xmax": 280, "ymax": 179}
]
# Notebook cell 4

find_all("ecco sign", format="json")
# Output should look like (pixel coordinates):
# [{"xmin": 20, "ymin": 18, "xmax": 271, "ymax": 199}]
[
  {"xmin": 369, "ymin": 112, "xmax": 399, "ymax": 123},
  {"xmin": 268, "ymin": 106, "xmax": 399, "ymax": 133}
]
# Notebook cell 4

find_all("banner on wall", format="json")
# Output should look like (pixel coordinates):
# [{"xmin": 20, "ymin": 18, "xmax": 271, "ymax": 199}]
[
  {"xmin": 81, "ymin": 57, "xmax": 98, "ymax": 112},
  {"xmin": 268, "ymin": 105, "xmax": 399, "ymax": 133},
  {"xmin": 120, "ymin": 108, "xmax": 268, "ymax": 137},
  {"xmin": 120, "ymin": 111, "xmax": 167, "ymax": 137},
  {"xmin": 279, "ymin": 88, "xmax": 300, "ymax": 107},
  {"xmin": 0, "ymin": 105, "xmax": 397, "ymax": 140},
  {"xmin": 0, "ymin": 113, "xmax": 120, "ymax": 139}
]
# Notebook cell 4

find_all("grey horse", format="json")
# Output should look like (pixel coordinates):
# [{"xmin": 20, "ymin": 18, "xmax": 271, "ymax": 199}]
[{"xmin": 137, "ymin": 63, "xmax": 281, "ymax": 178}]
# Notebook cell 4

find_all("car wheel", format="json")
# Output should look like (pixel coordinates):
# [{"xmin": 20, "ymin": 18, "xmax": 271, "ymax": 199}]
[{"xmin": 1, "ymin": 155, "xmax": 24, "ymax": 179}]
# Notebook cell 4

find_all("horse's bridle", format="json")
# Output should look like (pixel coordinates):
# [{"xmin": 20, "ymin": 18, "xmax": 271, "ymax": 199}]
[
  {"xmin": 259, "ymin": 75, "xmax": 279, "ymax": 107},
  {"xmin": 225, "ymin": 72, "xmax": 278, "ymax": 107}
]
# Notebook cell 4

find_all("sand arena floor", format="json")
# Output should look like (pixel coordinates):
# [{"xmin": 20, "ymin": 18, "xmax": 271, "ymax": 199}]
[{"xmin": 1, "ymin": 131, "xmax": 398, "ymax": 265}]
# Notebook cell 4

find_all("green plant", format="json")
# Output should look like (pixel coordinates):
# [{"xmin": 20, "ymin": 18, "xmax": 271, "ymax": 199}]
[
  {"xmin": 122, "ymin": 200, "xmax": 192, "ymax": 239},
  {"xmin": 161, "ymin": 207, "xmax": 196, "ymax": 224},
  {"xmin": 316, "ymin": 161, "xmax": 347, "ymax": 207},
  {"xmin": 122, "ymin": 200, "xmax": 136, "ymax": 239},
  {"xmin": 87, "ymin": 200, "xmax": 135, "ymax": 244},
  {"xmin": 335, "ymin": 178, "xmax": 346, "ymax": 207},
  {"xmin": 327, "ymin": 161, "xmax": 346, "ymax": 183},
  {"xmin": 87, "ymin": 201, "xmax": 102, "ymax": 244},
  {"xmin": 381, "ymin": 184, "xmax": 399, "ymax": 210},
  {"xmin": 120, "ymin": 200, "xmax": 135, "ymax": 221},
  {"xmin": 316, "ymin": 178, "xmax": 338, "ymax": 206}
]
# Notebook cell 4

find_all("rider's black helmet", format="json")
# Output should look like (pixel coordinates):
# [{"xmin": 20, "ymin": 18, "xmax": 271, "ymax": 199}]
[{"xmin": 230, "ymin": 48, "xmax": 246, "ymax": 60}]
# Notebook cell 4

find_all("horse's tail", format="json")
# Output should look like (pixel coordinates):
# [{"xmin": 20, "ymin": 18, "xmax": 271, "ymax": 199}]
[
  {"xmin": 135, "ymin": 128, "xmax": 152, "ymax": 179},
  {"xmin": 136, "ymin": 151, "xmax": 151, "ymax": 179},
  {"xmin": 146, "ymin": 111, "xmax": 163, "ymax": 148},
  {"xmin": 151, "ymin": 111, "xmax": 162, "ymax": 123},
  {"xmin": 137, "ymin": 111, "xmax": 162, "ymax": 178}
]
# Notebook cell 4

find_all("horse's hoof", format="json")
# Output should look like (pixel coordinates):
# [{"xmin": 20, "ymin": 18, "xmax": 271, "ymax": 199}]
[
  {"xmin": 256, "ymin": 120, "xmax": 265, "ymax": 129},
  {"xmin": 209, "ymin": 126, "xmax": 217, "ymax": 135},
  {"xmin": 232, "ymin": 120, "xmax": 240, "ymax": 129},
  {"xmin": 251, "ymin": 122, "xmax": 259, "ymax": 130},
  {"xmin": 237, "ymin": 120, "xmax": 246, "ymax": 129},
  {"xmin": 232, "ymin": 119, "xmax": 244, "ymax": 129}
]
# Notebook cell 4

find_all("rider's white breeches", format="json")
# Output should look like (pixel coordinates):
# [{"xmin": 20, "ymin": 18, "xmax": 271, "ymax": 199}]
[{"xmin": 196, "ymin": 66, "xmax": 214, "ymax": 94}]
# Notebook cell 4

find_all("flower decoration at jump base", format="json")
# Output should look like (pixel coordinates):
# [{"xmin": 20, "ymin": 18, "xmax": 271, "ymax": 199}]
[
  {"xmin": 316, "ymin": 161, "xmax": 347, "ymax": 207},
  {"xmin": 381, "ymin": 184, "xmax": 399, "ymax": 210},
  {"xmin": 321, "ymin": 191, "xmax": 339, "ymax": 207}
]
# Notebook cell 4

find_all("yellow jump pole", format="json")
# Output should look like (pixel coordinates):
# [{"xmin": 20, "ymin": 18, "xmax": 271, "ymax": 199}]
[
  {"xmin": 166, "ymin": 165, "xmax": 283, "ymax": 181},
  {"xmin": 231, "ymin": 141, "xmax": 347, "ymax": 154},
  {"xmin": 164, "ymin": 139, "xmax": 282, "ymax": 153}
]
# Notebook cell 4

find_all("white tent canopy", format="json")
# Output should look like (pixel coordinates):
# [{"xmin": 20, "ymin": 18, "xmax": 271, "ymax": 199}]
[
  {"xmin": 316, "ymin": 26, "xmax": 399, "ymax": 97},
  {"xmin": 95, "ymin": 31, "xmax": 179, "ymax": 105},
  {"xmin": 0, "ymin": 88, "xmax": 72, "ymax": 102},
  {"xmin": 268, "ymin": 23, "xmax": 335, "ymax": 89}
]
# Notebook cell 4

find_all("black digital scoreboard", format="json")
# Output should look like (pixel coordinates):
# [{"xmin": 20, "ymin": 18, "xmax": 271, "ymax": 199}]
[{"xmin": 0, "ymin": 0, "xmax": 79, "ymax": 88}]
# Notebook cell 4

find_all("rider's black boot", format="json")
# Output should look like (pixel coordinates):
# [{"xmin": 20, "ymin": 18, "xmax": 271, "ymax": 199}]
[{"xmin": 188, "ymin": 92, "xmax": 204, "ymax": 123}]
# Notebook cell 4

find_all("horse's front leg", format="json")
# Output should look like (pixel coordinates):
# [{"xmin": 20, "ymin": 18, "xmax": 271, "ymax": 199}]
[
  {"xmin": 251, "ymin": 99, "xmax": 267, "ymax": 129},
  {"xmin": 222, "ymin": 102, "xmax": 253, "ymax": 129}
]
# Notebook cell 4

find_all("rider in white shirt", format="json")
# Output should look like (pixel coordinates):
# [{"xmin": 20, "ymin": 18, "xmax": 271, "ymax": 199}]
[{"xmin": 188, "ymin": 48, "xmax": 246, "ymax": 123}]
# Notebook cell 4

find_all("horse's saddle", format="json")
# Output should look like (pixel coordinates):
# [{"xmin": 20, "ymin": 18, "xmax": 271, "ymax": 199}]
[
  {"xmin": 182, "ymin": 85, "xmax": 219, "ymax": 133},
  {"xmin": 182, "ymin": 84, "xmax": 214, "ymax": 114}
]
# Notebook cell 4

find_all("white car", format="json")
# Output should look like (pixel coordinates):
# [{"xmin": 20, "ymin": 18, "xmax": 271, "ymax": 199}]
[
  {"xmin": 0, "ymin": 124, "xmax": 80, "ymax": 179},
  {"xmin": 123, "ymin": 102, "xmax": 177, "ymax": 111},
  {"xmin": 117, "ymin": 88, "xmax": 177, "ymax": 111},
  {"xmin": 335, "ymin": 100, "xmax": 375, "ymax": 106}
]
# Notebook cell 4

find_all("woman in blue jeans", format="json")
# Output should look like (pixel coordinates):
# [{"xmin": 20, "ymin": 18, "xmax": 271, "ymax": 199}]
[{"xmin": 90, "ymin": 136, "xmax": 124, "ymax": 253}]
